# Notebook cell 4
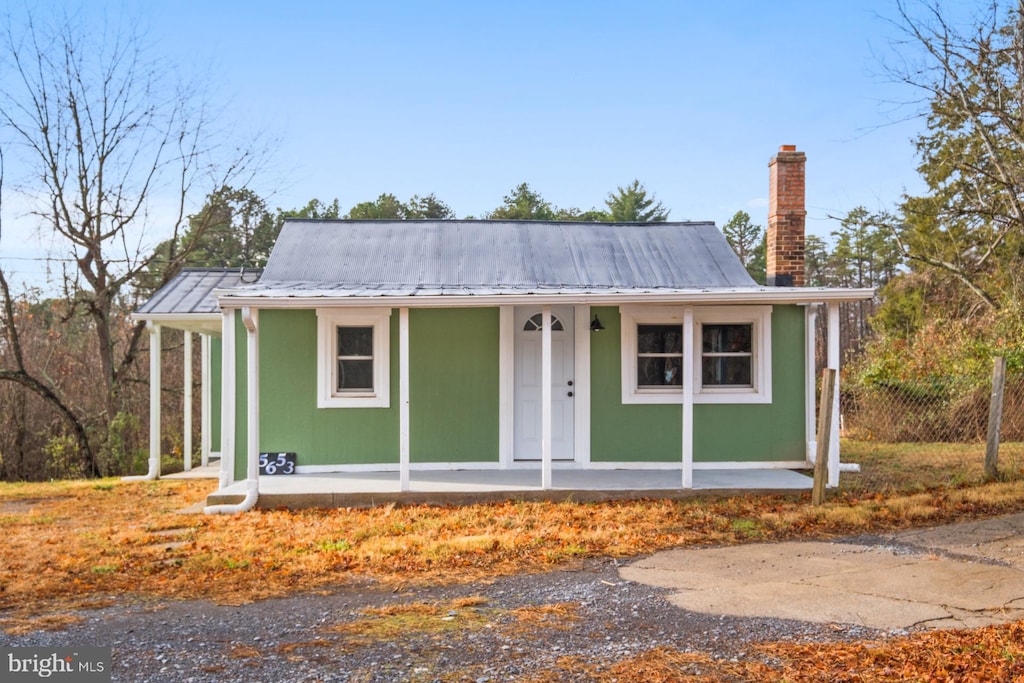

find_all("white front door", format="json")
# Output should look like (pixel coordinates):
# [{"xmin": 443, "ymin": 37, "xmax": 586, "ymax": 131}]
[{"xmin": 514, "ymin": 306, "xmax": 575, "ymax": 461}]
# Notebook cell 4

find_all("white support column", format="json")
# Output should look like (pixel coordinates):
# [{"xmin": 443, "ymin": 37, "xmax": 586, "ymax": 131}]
[
  {"xmin": 399, "ymin": 307, "xmax": 410, "ymax": 492},
  {"xmin": 682, "ymin": 306, "xmax": 694, "ymax": 489},
  {"xmin": 573, "ymin": 305, "xmax": 591, "ymax": 465},
  {"xmin": 220, "ymin": 309, "xmax": 236, "ymax": 488},
  {"xmin": 541, "ymin": 305, "xmax": 553, "ymax": 490},
  {"xmin": 827, "ymin": 302, "xmax": 841, "ymax": 488},
  {"xmin": 805, "ymin": 305, "xmax": 818, "ymax": 464},
  {"xmin": 498, "ymin": 306, "xmax": 514, "ymax": 467},
  {"xmin": 147, "ymin": 322, "xmax": 162, "ymax": 479},
  {"xmin": 242, "ymin": 308, "xmax": 260, "ymax": 487},
  {"xmin": 183, "ymin": 331, "xmax": 193, "ymax": 471},
  {"xmin": 200, "ymin": 334, "xmax": 212, "ymax": 467},
  {"xmin": 124, "ymin": 322, "xmax": 163, "ymax": 481}
]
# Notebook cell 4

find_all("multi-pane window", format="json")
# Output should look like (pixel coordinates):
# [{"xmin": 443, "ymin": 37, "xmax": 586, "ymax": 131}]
[
  {"xmin": 317, "ymin": 308, "xmax": 391, "ymax": 408},
  {"xmin": 620, "ymin": 305, "xmax": 772, "ymax": 405},
  {"xmin": 637, "ymin": 324, "xmax": 683, "ymax": 387},
  {"xmin": 701, "ymin": 324, "xmax": 753, "ymax": 387},
  {"xmin": 336, "ymin": 326, "xmax": 374, "ymax": 392}
]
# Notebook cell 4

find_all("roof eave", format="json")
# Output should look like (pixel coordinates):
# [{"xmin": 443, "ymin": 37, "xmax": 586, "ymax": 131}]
[
  {"xmin": 213, "ymin": 287, "xmax": 875, "ymax": 309},
  {"xmin": 130, "ymin": 312, "xmax": 224, "ymax": 336}
]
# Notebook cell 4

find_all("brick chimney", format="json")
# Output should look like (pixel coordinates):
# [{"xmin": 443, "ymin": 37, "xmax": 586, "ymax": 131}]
[{"xmin": 766, "ymin": 145, "xmax": 806, "ymax": 287}]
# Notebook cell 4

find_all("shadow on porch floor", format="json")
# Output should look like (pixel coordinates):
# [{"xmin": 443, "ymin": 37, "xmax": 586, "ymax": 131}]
[{"xmin": 178, "ymin": 467, "xmax": 813, "ymax": 509}]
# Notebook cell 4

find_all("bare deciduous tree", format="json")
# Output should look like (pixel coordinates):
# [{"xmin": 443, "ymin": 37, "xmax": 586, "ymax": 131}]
[{"xmin": 0, "ymin": 10, "xmax": 264, "ymax": 472}]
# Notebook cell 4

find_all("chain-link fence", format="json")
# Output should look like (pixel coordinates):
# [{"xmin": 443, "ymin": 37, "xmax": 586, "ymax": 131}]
[{"xmin": 841, "ymin": 364, "xmax": 1024, "ymax": 443}]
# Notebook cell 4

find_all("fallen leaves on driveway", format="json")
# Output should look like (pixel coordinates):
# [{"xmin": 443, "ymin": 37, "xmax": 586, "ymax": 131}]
[{"xmin": 4, "ymin": 476, "xmax": 1024, "ymax": 630}]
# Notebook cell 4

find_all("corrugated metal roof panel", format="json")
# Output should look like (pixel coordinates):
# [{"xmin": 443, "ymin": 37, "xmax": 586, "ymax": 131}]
[
  {"xmin": 136, "ymin": 268, "xmax": 262, "ymax": 315},
  {"xmin": 259, "ymin": 220, "xmax": 755, "ymax": 290}
]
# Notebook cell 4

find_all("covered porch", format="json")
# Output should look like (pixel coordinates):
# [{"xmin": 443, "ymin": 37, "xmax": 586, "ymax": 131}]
[{"xmin": 174, "ymin": 463, "xmax": 813, "ymax": 509}]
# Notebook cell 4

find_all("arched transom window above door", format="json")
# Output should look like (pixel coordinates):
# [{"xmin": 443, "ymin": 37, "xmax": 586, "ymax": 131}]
[{"xmin": 523, "ymin": 313, "xmax": 564, "ymax": 331}]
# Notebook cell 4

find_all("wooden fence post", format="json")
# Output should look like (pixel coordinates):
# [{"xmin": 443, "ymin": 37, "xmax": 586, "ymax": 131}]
[
  {"xmin": 812, "ymin": 368, "xmax": 837, "ymax": 506},
  {"xmin": 985, "ymin": 356, "xmax": 1007, "ymax": 480}
]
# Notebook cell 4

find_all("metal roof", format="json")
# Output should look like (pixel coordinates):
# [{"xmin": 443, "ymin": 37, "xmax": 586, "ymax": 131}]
[
  {"xmin": 133, "ymin": 268, "xmax": 262, "ymax": 333},
  {"xmin": 244, "ymin": 220, "xmax": 757, "ymax": 295}
]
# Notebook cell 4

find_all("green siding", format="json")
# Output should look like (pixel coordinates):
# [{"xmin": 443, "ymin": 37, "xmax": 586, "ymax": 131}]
[
  {"xmin": 590, "ymin": 304, "xmax": 806, "ymax": 463},
  {"xmin": 236, "ymin": 309, "xmax": 400, "ymax": 479},
  {"xmin": 229, "ymin": 302, "xmax": 806, "ymax": 476},
  {"xmin": 693, "ymin": 305, "xmax": 806, "ymax": 461},
  {"xmin": 233, "ymin": 311, "xmax": 247, "ymax": 481},
  {"xmin": 409, "ymin": 308, "xmax": 500, "ymax": 462},
  {"xmin": 210, "ymin": 337, "xmax": 222, "ymax": 453},
  {"xmin": 590, "ymin": 306, "xmax": 682, "ymax": 462}
]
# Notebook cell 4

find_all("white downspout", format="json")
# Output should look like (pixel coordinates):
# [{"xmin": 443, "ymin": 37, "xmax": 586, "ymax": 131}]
[
  {"xmin": 124, "ymin": 322, "xmax": 162, "ymax": 481},
  {"xmin": 205, "ymin": 307, "xmax": 259, "ymax": 514}
]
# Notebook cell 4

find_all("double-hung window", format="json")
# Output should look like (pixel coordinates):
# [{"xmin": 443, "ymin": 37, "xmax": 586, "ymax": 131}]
[
  {"xmin": 316, "ymin": 308, "xmax": 391, "ymax": 408},
  {"xmin": 621, "ymin": 305, "xmax": 772, "ymax": 404}
]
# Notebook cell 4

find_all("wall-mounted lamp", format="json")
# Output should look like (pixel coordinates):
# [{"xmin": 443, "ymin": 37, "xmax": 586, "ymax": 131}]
[{"xmin": 590, "ymin": 315, "xmax": 605, "ymax": 332}]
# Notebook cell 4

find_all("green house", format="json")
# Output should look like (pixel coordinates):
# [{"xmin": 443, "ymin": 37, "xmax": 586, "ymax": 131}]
[{"xmin": 133, "ymin": 146, "xmax": 872, "ymax": 510}]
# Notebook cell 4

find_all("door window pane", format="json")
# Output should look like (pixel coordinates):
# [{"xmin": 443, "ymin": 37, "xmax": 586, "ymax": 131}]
[{"xmin": 523, "ymin": 313, "xmax": 564, "ymax": 331}]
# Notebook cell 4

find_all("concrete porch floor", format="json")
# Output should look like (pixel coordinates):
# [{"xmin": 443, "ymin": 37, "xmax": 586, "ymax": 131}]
[{"xmin": 169, "ymin": 464, "xmax": 813, "ymax": 509}]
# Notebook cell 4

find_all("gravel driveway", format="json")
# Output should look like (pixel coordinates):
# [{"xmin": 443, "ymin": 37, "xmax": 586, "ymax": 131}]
[{"xmin": 2, "ymin": 559, "xmax": 880, "ymax": 682}]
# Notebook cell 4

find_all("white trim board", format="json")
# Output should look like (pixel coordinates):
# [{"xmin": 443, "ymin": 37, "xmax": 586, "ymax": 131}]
[{"xmin": 293, "ymin": 460, "xmax": 809, "ymax": 474}]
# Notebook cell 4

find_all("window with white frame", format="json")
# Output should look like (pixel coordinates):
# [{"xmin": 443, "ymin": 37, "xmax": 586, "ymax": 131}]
[
  {"xmin": 316, "ymin": 308, "xmax": 391, "ymax": 408},
  {"xmin": 620, "ymin": 305, "xmax": 772, "ymax": 404}
]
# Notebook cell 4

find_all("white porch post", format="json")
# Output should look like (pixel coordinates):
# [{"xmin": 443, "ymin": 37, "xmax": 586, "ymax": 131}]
[
  {"xmin": 399, "ymin": 307, "xmax": 410, "ymax": 492},
  {"xmin": 242, "ymin": 308, "xmax": 260, "ymax": 487},
  {"xmin": 220, "ymin": 309, "xmax": 236, "ymax": 488},
  {"xmin": 541, "ymin": 305, "xmax": 553, "ymax": 490},
  {"xmin": 183, "ymin": 331, "xmax": 193, "ymax": 471},
  {"xmin": 498, "ymin": 306, "xmax": 514, "ymax": 467},
  {"xmin": 805, "ymin": 305, "xmax": 818, "ymax": 464},
  {"xmin": 148, "ymin": 322, "xmax": 162, "ymax": 478},
  {"xmin": 124, "ymin": 322, "xmax": 162, "ymax": 481},
  {"xmin": 827, "ymin": 302, "xmax": 841, "ymax": 487},
  {"xmin": 682, "ymin": 306, "xmax": 694, "ymax": 489},
  {"xmin": 200, "ymin": 334, "xmax": 212, "ymax": 467}
]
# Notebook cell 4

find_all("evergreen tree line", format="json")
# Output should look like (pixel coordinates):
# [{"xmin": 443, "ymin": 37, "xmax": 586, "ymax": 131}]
[{"xmin": 6, "ymin": 0, "xmax": 1024, "ymax": 479}]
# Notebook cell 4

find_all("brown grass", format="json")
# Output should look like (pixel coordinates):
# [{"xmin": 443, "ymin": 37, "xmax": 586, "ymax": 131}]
[
  {"xmin": 3, "ymin": 440, "xmax": 1024, "ymax": 638},
  {"xmin": 526, "ymin": 621, "xmax": 1024, "ymax": 682}
]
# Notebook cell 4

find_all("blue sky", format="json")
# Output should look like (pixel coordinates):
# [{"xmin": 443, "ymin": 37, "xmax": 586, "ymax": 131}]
[{"xmin": 1, "ymin": 1, "xmax": 931, "ymax": 290}]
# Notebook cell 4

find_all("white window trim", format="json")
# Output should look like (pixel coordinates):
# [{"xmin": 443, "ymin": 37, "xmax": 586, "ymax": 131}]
[
  {"xmin": 316, "ymin": 308, "xmax": 392, "ymax": 408},
  {"xmin": 620, "ymin": 305, "xmax": 772, "ymax": 405},
  {"xmin": 694, "ymin": 305, "xmax": 772, "ymax": 404},
  {"xmin": 621, "ymin": 305, "xmax": 686, "ymax": 405}
]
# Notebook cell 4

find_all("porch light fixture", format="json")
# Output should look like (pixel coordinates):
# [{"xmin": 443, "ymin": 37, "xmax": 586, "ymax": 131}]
[{"xmin": 590, "ymin": 315, "xmax": 605, "ymax": 332}]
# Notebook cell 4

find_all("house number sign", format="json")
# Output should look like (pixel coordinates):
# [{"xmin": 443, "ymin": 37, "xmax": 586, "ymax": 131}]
[{"xmin": 259, "ymin": 452, "xmax": 296, "ymax": 475}]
